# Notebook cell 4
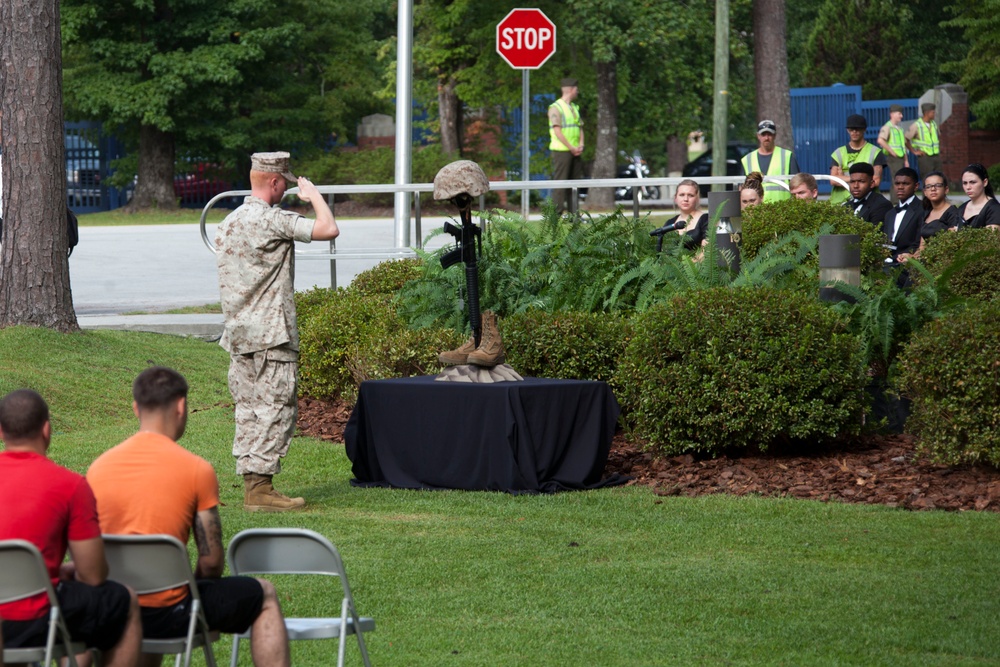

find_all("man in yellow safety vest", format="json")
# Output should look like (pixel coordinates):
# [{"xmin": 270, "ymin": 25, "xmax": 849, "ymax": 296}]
[
  {"xmin": 548, "ymin": 77, "xmax": 584, "ymax": 214},
  {"xmin": 830, "ymin": 114, "xmax": 888, "ymax": 206},
  {"xmin": 877, "ymin": 104, "xmax": 909, "ymax": 203},
  {"xmin": 740, "ymin": 120, "xmax": 799, "ymax": 202},
  {"xmin": 906, "ymin": 102, "xmax": 942, "ymax": 182}
]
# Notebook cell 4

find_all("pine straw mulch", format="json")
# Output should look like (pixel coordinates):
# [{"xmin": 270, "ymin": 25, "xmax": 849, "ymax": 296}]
[{"xmin": 297, "ymin": 395, "xmax": 1000, "ymax": 512}]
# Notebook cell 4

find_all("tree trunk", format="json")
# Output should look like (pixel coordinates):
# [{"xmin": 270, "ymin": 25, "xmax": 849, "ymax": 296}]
[
  {"xmin": 589, "ymin": 60, "xmax": 618, "ymax": 210},
  {"xmin": 438, "ymin": 77, "xmax": 462, "ymax": 157},
  {"xmin": 753, "ymin": 0, "xmax": 794, "ymax": 150},
  {"xmin": 127, "ymin": 125, "xmax": 177, "ymax": 211},
  {"xmin": 0, "ymin": 0, "xmax": 78, "ymax": 331},
  {"xmin": 666, "ymin": 135, "xmax": 687, "ymax": 174}
]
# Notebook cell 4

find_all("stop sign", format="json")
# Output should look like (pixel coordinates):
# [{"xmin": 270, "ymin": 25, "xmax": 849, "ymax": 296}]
[{"xmin": 496, "ymin": 9, "xmax": 556, "ymax": 70}]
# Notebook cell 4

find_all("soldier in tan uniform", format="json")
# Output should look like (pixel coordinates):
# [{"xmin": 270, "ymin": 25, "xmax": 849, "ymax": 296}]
[{"xmin": 216, "ymin": 152, "xmax": 339, "ymax": 511}]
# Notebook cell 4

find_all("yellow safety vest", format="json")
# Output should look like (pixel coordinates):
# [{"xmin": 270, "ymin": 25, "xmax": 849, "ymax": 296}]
[
  {"xmin": 912, "ymin": 119, "xmax": 939, "ymax": 155},
  {"xmin": 830, "ymin": 142, "xmax": 880, "ymax": 205},
  {"xmin": 549, "ymin": 99, "xmax": 581, "ymax": 152},
  {"xmin": 741, "ymin": 147, "xmax": 793, "ymax": 202},
  {"xmin": 882, "ymin": 122, "xmax": 905, "ymax": 158}
]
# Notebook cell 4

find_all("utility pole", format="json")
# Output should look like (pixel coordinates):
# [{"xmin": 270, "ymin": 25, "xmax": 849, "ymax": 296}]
[{"xmin": 711, "ymin": 0, "xmax": 730, "ymax": 191}]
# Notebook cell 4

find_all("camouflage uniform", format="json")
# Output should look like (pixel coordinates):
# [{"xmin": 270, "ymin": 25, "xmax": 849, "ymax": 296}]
[{"xmin": 216, "ymin": 195, "xmax": 315, "ymax": 475}]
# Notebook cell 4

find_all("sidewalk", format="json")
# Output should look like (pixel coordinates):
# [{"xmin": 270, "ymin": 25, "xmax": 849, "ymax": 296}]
[{"xmin": 78, "ymin": 313, "xmax": 223, "ymax": 340}]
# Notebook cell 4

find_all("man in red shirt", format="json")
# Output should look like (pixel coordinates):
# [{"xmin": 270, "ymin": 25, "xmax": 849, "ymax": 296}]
[
  {"xmin": 0, "ymin": 389, "xmax": 141, "ymax": 666},
  {"xmin": 88, "ymin": 367, "xmax": 291, "ymax": 667}
]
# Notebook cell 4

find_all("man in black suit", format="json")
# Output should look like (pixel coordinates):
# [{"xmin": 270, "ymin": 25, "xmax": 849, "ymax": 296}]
[
  {"xmin": 882, "ymin": 167, "xmax": 923, "ymax": 263},
  {"xmin": 845, "ymin": 162, "xmax": 893, "ymax": 224}
]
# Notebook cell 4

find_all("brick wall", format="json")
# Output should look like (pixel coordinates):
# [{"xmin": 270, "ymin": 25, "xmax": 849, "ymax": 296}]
[{"xmin": 939, "ymin": 83, "xmax": 1000, "ymax": 185}]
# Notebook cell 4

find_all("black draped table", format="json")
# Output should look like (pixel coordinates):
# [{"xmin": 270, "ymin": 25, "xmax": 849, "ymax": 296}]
[{"xmin": 344, "ymin": 376, "xmax": 623, "ymax": 493}]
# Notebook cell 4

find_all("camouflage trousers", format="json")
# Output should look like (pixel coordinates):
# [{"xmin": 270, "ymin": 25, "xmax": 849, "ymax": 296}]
[{"xmin": 229, "ymin": 346, "xmax": 298, "ymax": 476}]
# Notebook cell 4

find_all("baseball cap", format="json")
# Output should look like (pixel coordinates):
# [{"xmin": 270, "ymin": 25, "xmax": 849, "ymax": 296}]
[
  {"xmin": 846, "ymin": 114, "xmax": 867, "ymax": 129},
  {"xmin": 921, "ymin": 102, "xmax": 936, "ymax": 113},
  {"xmin": 889, "ymin": 104, "xmax": 903, "ymax": 113},
  {"xmin": 757, "ymin": 120, "xmax": 776, "ymax": 135},
  {"xmin": 560, "ymin": 77, "xmax": 578, "ymax": 88},
  {"xmin": 251, "ymin": 152, "xmax": 297, "ymax": 183}
]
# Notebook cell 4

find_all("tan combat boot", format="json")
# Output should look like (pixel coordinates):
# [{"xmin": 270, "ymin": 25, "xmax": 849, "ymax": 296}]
[
  {"xmin": 467, "ymin": 311, "xmax": 506, "ymax": 367},
  {"xmin": 438, "ymin": 334, "xmax": 477, "ymax": 365},
  {"xmin": 243, "ymin": 473, "xmax": 306, "ymax": 512}
]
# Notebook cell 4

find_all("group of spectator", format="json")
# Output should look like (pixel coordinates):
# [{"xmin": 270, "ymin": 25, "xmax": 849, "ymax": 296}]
[
  {"xmin": 0, "ymin": 369, "xmax": 293, "ymax": 666},
  {"xmin": 698, "ymin": 110, "xmax": 997, "ymax": 263}
]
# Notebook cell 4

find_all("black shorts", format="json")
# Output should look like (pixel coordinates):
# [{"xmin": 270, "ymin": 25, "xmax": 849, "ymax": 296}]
[
  {"xmin": 1, "ymin": 580, "xmax": 131, "ymax": 652},
  {"xmin": 141, "ymin": 576, "xmax": 264, "ymax": 638}
]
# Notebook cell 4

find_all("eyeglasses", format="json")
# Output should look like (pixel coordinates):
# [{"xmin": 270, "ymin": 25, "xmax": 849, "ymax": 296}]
[{"xmin": 924, "ymin": 183, "xmax": 946, "ymax": 190}]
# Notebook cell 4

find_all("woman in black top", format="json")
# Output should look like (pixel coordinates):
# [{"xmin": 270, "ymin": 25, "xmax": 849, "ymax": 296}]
[
  {"xmin": 957, "ymin": 163, "xmax": 1000, "ymax": 230},
  {"xmin": 665, "ymin": 179, "xmax": 709, "ymax": 251},
  {"xmin": 920, "ymin": 171, "xmax": 961, "ymax": 239}
]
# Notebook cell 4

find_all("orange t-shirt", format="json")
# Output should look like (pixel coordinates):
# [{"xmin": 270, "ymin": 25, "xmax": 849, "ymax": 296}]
[{"xmin": 87, "ymin": 431, "xmax": 220, "ymax": 607}]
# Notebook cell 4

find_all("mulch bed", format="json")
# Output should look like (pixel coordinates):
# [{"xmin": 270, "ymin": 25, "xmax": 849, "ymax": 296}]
[{"xmin": 298, "ymin": 396, "xmax": 1000, "ymax": 512}]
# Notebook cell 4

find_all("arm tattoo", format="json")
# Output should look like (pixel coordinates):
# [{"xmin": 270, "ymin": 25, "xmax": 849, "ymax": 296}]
[{"xmin": 193, "ymin": 507, "xmax": 223, "ymax": 558}]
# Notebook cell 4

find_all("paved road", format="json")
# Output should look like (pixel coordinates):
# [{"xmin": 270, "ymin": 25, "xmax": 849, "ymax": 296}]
[{"xmin": 69, "ymin": 217, "xmax": 454, "ymax": 315}]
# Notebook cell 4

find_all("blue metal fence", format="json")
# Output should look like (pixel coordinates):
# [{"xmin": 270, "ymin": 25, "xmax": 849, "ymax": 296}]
[
  {"xmin": 64, "ymin": 121, "xmax": 131, "ymax": 213},
  {"xmin": 790, "ymin": 85, "xmax": 919, "ymax": 192}
]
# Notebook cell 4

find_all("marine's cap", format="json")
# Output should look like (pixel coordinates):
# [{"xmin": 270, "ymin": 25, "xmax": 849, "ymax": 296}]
[
  {"xmin": 846, "ymin": 114, "xmax": 868, "ymax": 129},
  {"xmin": 560, "ymin": 77, "xmax": 578, "ymax": 88},
  {"xmin": 251, "ymin": 152, "xmax": 297, "ymax": 183},
  {"xmin": 757, "ymin": 120, "xmax": 776, "ymax": 135},
  {"xmin": 433, "ymin": 160, "xmax": 490, "ymax": 201},
  {"xmin": 889, "ymin": 104, "xmax": 903, "ymax": 113},
  {"xmin": 921, "ymin": 102, "xmax": 936, "ymax": 113}
]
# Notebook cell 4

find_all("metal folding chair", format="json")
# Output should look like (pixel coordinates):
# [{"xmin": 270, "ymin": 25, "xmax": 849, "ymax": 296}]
[
  {"xmin": 226, "ymin": 528, "xmax": 374, "ymax": 667},
  {"xmin": 0, "ymin": 539, "xmax": 87, "ymax": 667},
  {"xmin": 102, "ymin": 534, "xmax": 219, "ymax": 667}
]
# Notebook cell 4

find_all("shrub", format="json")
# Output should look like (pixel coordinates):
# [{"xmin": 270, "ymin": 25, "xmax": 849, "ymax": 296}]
[
  {"xmin": 914, "ymin": 227, "xmax": 1000, "ymax": 303},
  {"xmin": 896, "ymin": 303, "xmax": 1000, "ymax": 467},
  {"xmin": 614, "ymin": 287, "xmax": 865, "ymax": 456},
  {"xmin": 499, "ymin": 311, "xmax": 632, "ymax": 386},
  {"xmin": 397, "ymin": 207, "xmax": 663, "ymax": 330},
  {"xmin": 296, "ymin": 287, "xmax": 461, "ymax": 402},
  {"xmin": 740, "ymin": 198, "xmax": 889, "ymax": 272},
  {"xmin": 349, "ymin": 258, "xmax": 423, "ymax": 297}
]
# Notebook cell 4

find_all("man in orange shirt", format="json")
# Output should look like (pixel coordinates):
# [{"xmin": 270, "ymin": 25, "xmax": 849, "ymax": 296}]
[{"xmin": 88, "ymin": 367, "xmax": 291, "ymax": 667}]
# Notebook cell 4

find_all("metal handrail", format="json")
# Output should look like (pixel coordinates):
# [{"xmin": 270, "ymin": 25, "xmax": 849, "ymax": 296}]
[{"xmin": 197, "ymin": 174, "xmax": 770, "ymax": 254}]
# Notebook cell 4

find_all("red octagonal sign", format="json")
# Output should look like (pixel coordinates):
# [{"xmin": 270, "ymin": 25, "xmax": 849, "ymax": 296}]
[{"xmin": 496, "ymin": 8, "xmax": 556, "ymax": 70}]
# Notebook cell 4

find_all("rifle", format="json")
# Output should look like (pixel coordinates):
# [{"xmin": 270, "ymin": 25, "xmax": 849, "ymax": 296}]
[{"xmin": 439, "ymin": 193, "xmax": 483, "ymax": 346}]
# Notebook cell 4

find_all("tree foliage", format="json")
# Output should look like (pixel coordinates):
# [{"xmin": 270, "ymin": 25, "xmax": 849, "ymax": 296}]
[
  {"xmin": 942, "ymin": 0, "xmax": 1000, "ymax": 129},
  {"xmin": 62, "ymin": 0, "xmax": 393, "ymax": 207}
]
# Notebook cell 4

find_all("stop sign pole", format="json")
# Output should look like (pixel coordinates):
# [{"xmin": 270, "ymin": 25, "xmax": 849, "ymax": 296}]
[{"xmin": 496, "ymin": 9, "xmax": 556, "ymax": 218}]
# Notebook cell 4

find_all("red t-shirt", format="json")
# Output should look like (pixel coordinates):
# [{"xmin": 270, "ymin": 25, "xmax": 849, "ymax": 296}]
[
  {"xmin": 87, "ymin": 431, "xmax": 220, "ymax": 607},
  {"xmin": 0, "ymin": 450, "xmax": 101, "ymax": 620}
]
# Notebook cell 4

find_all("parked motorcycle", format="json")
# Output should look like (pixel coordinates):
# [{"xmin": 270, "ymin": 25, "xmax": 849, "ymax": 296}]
[{"xmin": 614, "ymin": 150, "xmax": 660, "ymax": 202}]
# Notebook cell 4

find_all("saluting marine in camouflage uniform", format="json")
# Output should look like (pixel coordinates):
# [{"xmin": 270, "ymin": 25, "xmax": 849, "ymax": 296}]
[{"xmin": 215, "ymin": 151, "xmax": 340, "ymax": 511}]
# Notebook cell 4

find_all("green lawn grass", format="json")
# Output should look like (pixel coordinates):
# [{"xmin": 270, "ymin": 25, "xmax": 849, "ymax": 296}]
[
  {"xmin": 1, "ymin": 326, "xmax": 998, "ymax": 666},
  {"xmin": 78, "ymin": 208, "xmax": 231, "ymax": 226}
]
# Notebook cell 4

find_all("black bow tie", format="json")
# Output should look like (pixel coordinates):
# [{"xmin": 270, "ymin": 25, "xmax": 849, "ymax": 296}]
[{"xmin": 897, "ymin": 202, "xmax": 908, "ymax": 211}]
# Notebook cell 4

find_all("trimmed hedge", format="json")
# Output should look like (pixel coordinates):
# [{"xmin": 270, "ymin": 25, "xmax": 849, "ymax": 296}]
[
  {"xmin": 896, "ymin": 303, "xmax": 1000, "ymax": 467},
  {"xmin": 915, "ymin": 227, "xmax": 1000, "ymax": 303},
  {"xmin": 296, "ymin": 287, "xmax": 461, "ymax": 402},
  {"xmin": 349, "ymin": 258, "xmax": 423, "ymax": 297},
  {"xmin": 499, "ymin": 311, "xmax": 632, "ymax": 385},
  {"xmin": 614, "ymin": 287, "xmax": 865, "ymax": 456},
  {"xmin": 740, "ymin": 197, "xmax": 889, "ymax": 271}
]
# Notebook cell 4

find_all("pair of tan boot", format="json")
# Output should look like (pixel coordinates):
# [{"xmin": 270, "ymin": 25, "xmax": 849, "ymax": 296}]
[
  {"xmin": 439, "ymin": 311, "xmax": 506, "ymax": 367},
  {"xmin": 243, "ymin": 473, "xmax": 305, "ymax": 512}
]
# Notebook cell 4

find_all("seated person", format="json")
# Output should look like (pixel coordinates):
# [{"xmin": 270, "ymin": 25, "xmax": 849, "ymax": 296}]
[
  {"xmin": 789, "ymin": 173, "xmax": 818, "ymax": 201},
  {"xmin": 739, "ymin": 171, "xmax": 764, "ymax": 211},
  {"xmin": 920, "ymin": 170, "xmax": 961, "ymax": 242},
  {"xmin": 87, "ymin": 367, "xmax": 292, "ymax": 667},
  {"xmin": 0, "ymin": 389, "xmax": 141, "ymax": 667},
  {"xmin": 882, "ymin": 168, "xmax": 924, "ymax": 263},
  {"xmin": 845, "ymin": 162, "xmax": 892, "ymax": 224}
]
